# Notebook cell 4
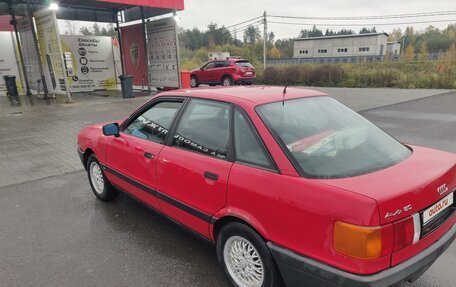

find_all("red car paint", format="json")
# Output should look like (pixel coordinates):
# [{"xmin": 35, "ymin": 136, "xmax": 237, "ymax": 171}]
[
  {"xmin": 190, "ymin": 59, "xmax": 256, "ymax": 86},
  {"xmin": 77, "ymin": 86, "xmax": 456, "ymax": 277}
]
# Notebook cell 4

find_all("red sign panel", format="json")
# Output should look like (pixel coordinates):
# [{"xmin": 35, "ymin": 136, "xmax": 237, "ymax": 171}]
[
  {"xmin": 121, "ymin": 24, "xmax": 148, "ymax": 86},
  {"xmin": 96, "ymin": 0, "xmax": 184, "ymax": 10},
  {"xmin": 0, "ymin": 16, "xmax": 13, "ymax": 32}
]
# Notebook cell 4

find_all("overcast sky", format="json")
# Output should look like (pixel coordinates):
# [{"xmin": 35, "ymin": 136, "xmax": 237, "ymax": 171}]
[{"xmin": 179, "ymin": 0, "xmax": 456, "ymax": 38}]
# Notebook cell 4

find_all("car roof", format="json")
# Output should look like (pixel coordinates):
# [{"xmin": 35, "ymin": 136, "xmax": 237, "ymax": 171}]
[{"xmin": 158, "ymin": 86, "xmax": 328, "ymax": 107}]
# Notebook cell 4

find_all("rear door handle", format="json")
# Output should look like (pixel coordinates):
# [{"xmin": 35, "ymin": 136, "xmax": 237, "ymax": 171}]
[
  {"xmin": 204, "ymin": 171, "xmax": 219, "ymax": 180},
  {"xmin": 144, "ymin": 152, "xmax": 154, "ymax": 159}
]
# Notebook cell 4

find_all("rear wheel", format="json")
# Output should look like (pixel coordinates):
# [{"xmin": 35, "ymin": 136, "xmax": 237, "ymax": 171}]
[
  {"xmin": 217, "ymin": 222, "xmax": 281, "ymax": 287},
  {"xmin": 87, "ymin": 154, "xmax": 118, "ymax": 201},
  {"xmin": 222, "ymin": 76, "xmax": 233, "ymax": 86},
  {"xmin": 190, "ymin": 76, "xmax": 199, "ymax": 88}
]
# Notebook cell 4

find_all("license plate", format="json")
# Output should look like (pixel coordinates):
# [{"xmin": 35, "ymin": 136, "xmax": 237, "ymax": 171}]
[
  {"xmin": 245, "ymin": 72, "xmax": 253, "ymax": 76},
  {"xmin": 422, "ymin": 193, "xmax": 453, "ymax": 225}
]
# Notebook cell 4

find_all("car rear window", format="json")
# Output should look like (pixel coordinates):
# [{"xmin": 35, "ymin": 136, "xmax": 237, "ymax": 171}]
[
  {"xmin": 236, "ymin": 61, "xmax": 254, "ymax": 68},
  {"xmin": 257, "ymin": 97, "xmax": 411, "ymax": 179}
]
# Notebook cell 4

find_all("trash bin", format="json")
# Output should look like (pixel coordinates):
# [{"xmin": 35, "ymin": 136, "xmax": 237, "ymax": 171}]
[
  {"xmin": 119, "ymin": 75, "xmax": 133, "ymax": 98},
  {"xmin": 3, "ymin": 75, "xmax": 19, "ymax": 98},
  {"xmin": 180, "ymin": 70, "xmax": 191, "ymax": 89}
]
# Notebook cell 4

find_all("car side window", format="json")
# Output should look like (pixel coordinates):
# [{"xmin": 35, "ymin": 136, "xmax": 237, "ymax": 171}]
[
  {"xmin": 214, "ymin": 61, "xmax": 226, "ymax": 68},
  {"xmin": 203, "ymin": 62, "xmax": 215, "ymax": 70},
  {"xmin": 234, "ymin": 108, "xmax": 274, "ymax": 169},
  {"xmin": 124, "ymin": 101, "xmax": 183, "ymax": 144},
  {"xmin": 172, "ymin": 99, "xmax": 230, "ymax": 160}
]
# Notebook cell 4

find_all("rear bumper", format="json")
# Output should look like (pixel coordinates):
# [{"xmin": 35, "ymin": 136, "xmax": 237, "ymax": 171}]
[
  {"xmin": 268, "ymin": 223, "xmax": 456, "ymax": 287},
  {"xmin": 233, "ymin": 76, "xmax": 255, "ymax": 84}
]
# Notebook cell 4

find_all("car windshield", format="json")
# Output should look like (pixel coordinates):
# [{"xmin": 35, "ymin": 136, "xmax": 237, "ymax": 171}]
[
  {"xmin": 256, "ymin": 96, "xmax": 411, "ymax": 179},
  {"xmin": 236, "ymin": 61, "xmax": 254, "ymax": 68}
]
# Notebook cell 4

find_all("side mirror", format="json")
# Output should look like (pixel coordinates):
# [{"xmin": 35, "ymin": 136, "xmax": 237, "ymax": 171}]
[
  {"xmin": 200, "ymin": 67, "xmax": 204, "ymax": 71},
  {"xmin": 102, "ymin": 123, "xmax": 120, "ymax": 137}
]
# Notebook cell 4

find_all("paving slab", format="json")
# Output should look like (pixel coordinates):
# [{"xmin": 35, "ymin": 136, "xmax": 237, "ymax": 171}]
[
  {"xmin": 307, "ymin": 87, "xmax": 453, "ymax": 111},
  {"xmin": 0, "ymin": 89, "xmax": 455, "ymax": 286}
]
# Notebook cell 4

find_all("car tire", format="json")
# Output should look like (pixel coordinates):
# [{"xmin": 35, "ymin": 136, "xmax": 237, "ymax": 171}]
[
  {"xmin": 190, "ymin": 76, "xmax": 199, "ymax": 88},
  {"xmin": 222, "ymin": 76, "xmax": 233, "ymax": 86},
  {"xmin": 216, "ymin": 222, "xmax": 281, "ymax": 287},
  {"xmin": 87, "ymin": 154, "xmax": 118, "ymax": 202}
]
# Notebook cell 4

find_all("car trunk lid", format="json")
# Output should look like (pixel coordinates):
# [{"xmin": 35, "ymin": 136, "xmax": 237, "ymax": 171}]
[{"xmin": 319, "ymin": 145, "xmax": 456, "ymax": 225}]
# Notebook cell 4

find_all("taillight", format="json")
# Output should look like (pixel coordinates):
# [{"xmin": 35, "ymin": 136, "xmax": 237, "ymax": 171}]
[
  {"xmin": 393, "ymin": 213, "xmax": 421, "ymax": 252},
  {"xmin": 334, "ymin": 214, "xmax": 421, "ymax": 260},
  {"xmin": 333, "ymin": 221, "xmax": 393, "ymax": 260}
]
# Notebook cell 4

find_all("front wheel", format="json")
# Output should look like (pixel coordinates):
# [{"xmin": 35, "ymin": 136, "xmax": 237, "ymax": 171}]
[
  {"xmin": 87, "ymin": 154, "xmax": 118, "ymax": 201},
  {"xmin": 217, "ymin": 222, "xmax": 281, "ymax": 287},
  {"xmin": 222, "ymin": 76, "xmax": 234, "ymax": 86}
]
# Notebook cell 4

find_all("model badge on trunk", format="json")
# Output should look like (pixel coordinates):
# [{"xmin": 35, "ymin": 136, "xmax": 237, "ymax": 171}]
[{"xmin": 437, "ymin": 184, "xmax": 448, "ymax": 196}]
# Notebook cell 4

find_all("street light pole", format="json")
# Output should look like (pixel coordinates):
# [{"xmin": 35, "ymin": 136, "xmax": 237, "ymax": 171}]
[{"xmin": 263, "ymin": 11, "xmax": 267, "ymax": 71}]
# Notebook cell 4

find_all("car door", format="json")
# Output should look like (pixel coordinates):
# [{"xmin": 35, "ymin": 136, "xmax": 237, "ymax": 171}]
[
  {"xmin": 156, "ymin": 99, "xmax": 233, "ymax": 237},
  {"xmin": 104, "ymin": 98, "xmax": 185, "ymax": 210},
  {"xmin": 198, "ymin": 61, "xmax": 215, "ymax": 83},
  {"xmin": 212, "ymin": 61, "xmax": 227, "ymax": 83}
]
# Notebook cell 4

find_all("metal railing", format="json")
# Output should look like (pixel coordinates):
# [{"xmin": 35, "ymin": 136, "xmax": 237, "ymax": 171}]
[{"xmin": 266, "ymin": 53, "xmax": 444, "ymax": 65}]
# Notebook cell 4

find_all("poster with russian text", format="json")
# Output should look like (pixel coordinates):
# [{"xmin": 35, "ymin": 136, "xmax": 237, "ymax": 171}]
[
  {"xmin": 146, "ymin": 18, "xmax": 180, "ymax": 88},
  {"xmin": 34, "ymin": 9, "xmax": 66, "ymax": 94},
  {"xmin": 17, "ymin": 17, "xmax": 41, "ymax": 92},
  {"xmin": 60, "ymin": 35, "xmax": 116, "ymax": 92}
]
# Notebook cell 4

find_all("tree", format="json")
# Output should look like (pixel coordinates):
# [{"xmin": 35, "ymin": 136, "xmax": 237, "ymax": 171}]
[
  {"xmin": 93, "ymin": 23, "xmax": 101, "ymax": 36},
  {"xmin": 64, "ymin": 20, "xmax": 76, "ymax": 35},
  {"xmin": 404, "ymin": 45, "xmax": 415, "ymax": 62},
  {"xmin": 268, "ymin": 46, "xmax": 281, "ymax": 59},
  {"xmin": 206, "ymin": 23, "xmax": 233, "ymax": 46},
  {"xmin": 79, "ymin": 23, "xmax": 116, "ymax": 37},
  {"xmin": 419, "ymin": 41, "xmax": 428, "ymax": 62},
  {"xmin": 275, "ymin": 38, "xmax": 293, "ymax": 58},
  {"xmin": 243, "ymin": 25, "xmax": 261, "ymax": 44},
  {"xmin": 268, "ymin": 32, "xmax": 275, "ymax": 43},
  {"xmin": 299, "ymin": 25, "xmax": 323, "ymax": 38},
  {"xmin": 359, "ymin": 27, "xmax": 377, "ymax": 34},
  {"xmin": 80, "ymin": 26, "xmax": 93, "ymax": 36},
  {"xmin": 388, "ymin": 28, "xmax": 403, "ymax": 41}
]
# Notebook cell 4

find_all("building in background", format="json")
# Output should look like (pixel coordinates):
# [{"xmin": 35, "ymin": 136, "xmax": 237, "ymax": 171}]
[
  {"xmin": 387, "ymin": 41, "xmax": 402, "ymax": 56},
  {"xmin": 293, "ymin": 33, "xmax": 389, "ymax": 58},
  {"xmin": 208, "ymin": 51, "xmax": 230, "ymax": 60}
]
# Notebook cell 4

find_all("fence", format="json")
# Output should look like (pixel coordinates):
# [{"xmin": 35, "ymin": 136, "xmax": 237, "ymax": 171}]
[{"xmin": 266, "ymin": 53, "xmax": 444, "ymax": 65}]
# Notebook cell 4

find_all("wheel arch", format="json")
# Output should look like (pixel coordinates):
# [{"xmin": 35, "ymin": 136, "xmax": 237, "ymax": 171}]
[
  {"xmin": 83, "ymin": 148, "xmax": 95, "ymax": 170},
  {"xmin": 211, "ymin": 210, "xmax": 270, "ymax": 242}
]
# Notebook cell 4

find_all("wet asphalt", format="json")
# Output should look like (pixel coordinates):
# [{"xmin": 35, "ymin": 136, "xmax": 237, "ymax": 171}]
[{"xmin": 0, "ymin": 91, "xmax": 455, "ymax": 287}]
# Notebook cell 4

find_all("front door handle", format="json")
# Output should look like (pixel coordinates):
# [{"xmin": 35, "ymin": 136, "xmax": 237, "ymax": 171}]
[
  {"xmin": 204, "ymin": 171, "xmax": 219, "ymax": 180},
  {"xmin": 144, "ymin": 152, "xmax": 154, "ymax": 159}
]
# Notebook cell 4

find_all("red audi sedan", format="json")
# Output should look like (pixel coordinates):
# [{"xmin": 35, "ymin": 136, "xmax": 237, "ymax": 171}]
[{"xmin": 77, "ymin": 87, "xmax": 456, "ymax": 287}]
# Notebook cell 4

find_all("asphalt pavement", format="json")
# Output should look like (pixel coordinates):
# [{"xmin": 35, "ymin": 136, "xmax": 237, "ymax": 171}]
[{"xmin": 0, "ymin": 89, "xmax": 455, "ymax": 287}]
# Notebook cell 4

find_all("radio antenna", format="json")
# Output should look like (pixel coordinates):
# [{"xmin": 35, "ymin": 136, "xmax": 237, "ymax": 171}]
[{"xmin": 282, "ymin": 82, "xmax": 289, "ymax": 106}]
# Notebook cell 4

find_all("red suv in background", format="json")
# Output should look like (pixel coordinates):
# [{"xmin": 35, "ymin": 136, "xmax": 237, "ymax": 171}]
[{"xmin": 190, "ymin": 59, "xmax": 256, "ymax": 87}]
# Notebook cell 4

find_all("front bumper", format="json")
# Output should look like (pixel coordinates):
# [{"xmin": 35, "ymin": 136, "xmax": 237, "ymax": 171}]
[{"xmin": 268, "ymin": 223, "xmax": 456, "ymax": 287}]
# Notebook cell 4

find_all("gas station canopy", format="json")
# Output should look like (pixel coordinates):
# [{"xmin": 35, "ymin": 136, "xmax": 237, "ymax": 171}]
[{"xmin": 1, "ymin": 0, "xmax": 184, "ymax": 22}]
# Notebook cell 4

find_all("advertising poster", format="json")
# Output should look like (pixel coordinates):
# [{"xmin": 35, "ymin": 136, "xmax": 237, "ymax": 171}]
[
  {"xmin": 34, "ymin": 8, "xmax": 67, "ymax": 94},
  {"xmin": 60, "ymin": 35, "xmax": 117, "ymax": 92},
  {"xmin": 120, "ymin": 24, "xmax": 148, "ymax": 86},
  {"xmin": 0, "ymin": 32, "xmax": 23, "ymax": 96},
  {"xmin": 112, "ymin": 37, "xmax": 122, "ymax": 83},
  {"xmin": 146, "ymin": 18, "xmax": 180, "ymax": 88},
  {"xmin": 17, "ymin": 17, "xmax": 41, "ymax": 92}
]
